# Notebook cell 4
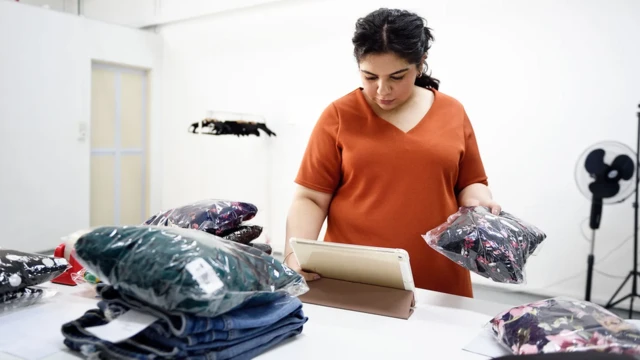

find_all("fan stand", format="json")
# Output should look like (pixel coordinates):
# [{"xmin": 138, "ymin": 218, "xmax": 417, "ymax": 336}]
[{"xmin": 604, "ymin": 103, "xmax": 640, "ymax": 319}]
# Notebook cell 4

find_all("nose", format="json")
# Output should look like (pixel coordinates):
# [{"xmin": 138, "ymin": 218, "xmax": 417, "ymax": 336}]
[{"xmin": 377, "ymin": 80, "xmax": 391, "ymax": 97}]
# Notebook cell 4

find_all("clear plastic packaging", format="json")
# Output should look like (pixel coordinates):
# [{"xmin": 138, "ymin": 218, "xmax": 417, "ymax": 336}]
[
  {"xmin": 73, "ymin": 225, "xmax": 308, "ymax": 317},
  {"xmin": 423, "ymin": 206, "xmax": 546, "ymax": 284},
  {"xmin": 220, "ymin": 225, "xmax": 264, "ymax": 244},
  {"xmin": 489, "ymin": 297, "xmax": 640, "ymax": 356},
  {"xmin": 71, "ymin": 268, "xmax": 101, "ymax": 285},
  {"xmin": 0, "ymin": 286, "xmax": 57, "ymax": 315},
  {"xmin": 249, "ymin": 242, "xmax": 272, "ymax": 255},
  {"xmin": 0, "ymin": 249, "xmax": 70, "ymax": 295},
  {"xmin": 143, "ymin": 199, "xmax": 258, "ymax": 236}
]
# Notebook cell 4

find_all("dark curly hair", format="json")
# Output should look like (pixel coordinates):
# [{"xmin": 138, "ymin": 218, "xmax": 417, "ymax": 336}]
[{"xmin": 352, "ymin": 8, "xmax": 439, "ymax": 90}]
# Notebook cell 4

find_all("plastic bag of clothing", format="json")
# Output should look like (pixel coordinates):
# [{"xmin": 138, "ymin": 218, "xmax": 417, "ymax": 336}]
[
  {"xmin": 423, "ymin": 206, "xmax": 546, "ymax": 284},
  {"xmin": 0, "ymin": 249, "xmax": 69, "ymax": 296},
  {"xmin": 220, "ymin": 225, "xmax": 263, "ymax": 244},
  {"xmin": 1, "ymin": 286, "xmax": 57, "ymax": 314},
  {"xmin": 143, "ymin": 199, "xmax": 258, "ymax": 236},
  {"xmin": 73, "ymin": 226, "xmax": 308, "ymax": 317},
  {"xmin": 489, "ymin": 297, "xmax": 640, "ymax": 356}
]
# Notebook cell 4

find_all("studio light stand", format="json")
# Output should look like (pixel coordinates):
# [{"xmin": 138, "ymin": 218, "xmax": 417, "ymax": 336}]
[{"xmin": 605, "ymin": 103, "xmax": 640, "ymax": 319}]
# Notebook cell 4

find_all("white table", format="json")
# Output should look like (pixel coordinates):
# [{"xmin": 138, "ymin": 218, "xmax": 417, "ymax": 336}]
[{"xmin": 0, "ymin": 283, "xmax": 509, "ymax": 360}]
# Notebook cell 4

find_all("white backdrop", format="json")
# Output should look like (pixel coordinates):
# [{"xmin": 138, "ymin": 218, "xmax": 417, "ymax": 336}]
[{"xmin": 157, "ymin": 0, "xmax": 640, "ymax": 307}]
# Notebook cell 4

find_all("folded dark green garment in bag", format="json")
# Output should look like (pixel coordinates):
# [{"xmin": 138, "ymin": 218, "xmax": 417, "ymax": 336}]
[{"xmin": 73, "ymin": 226, "xmax": 308, "ymax": 317}]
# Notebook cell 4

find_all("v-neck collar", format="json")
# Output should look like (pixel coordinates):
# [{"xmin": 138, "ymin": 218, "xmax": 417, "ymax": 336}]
[{"xmin": 356, "ymin": 87, "xmax": 438, "ymax": 135}]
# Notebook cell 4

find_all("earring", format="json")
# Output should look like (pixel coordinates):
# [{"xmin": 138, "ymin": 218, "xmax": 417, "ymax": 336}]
[{"xmin": 417, "ymin": 72, "xmax": 423, "ymax": 78}]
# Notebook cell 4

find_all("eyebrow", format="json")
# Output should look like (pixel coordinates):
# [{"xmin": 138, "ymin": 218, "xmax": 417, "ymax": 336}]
[{"xmin": 361, "ymin": 68, "xmax": 410, "ymax": 76}]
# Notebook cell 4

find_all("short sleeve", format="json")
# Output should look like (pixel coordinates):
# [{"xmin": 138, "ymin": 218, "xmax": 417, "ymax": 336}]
[
  {"xmin": 294, "ymin": 103, "xmax": 342, "ymax": 194},
  {"xmin": 455, "ymin": 112, "xmax": 489, "ymax": 194}
]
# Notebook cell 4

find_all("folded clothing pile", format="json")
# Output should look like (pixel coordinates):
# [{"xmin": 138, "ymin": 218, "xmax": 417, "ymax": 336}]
[
  {"xmin": 489, "ymin": 297, "xmax": 640, "ymax": 356},
  {"xmin": 0, "ymin": 249, "xmax": 68, "ymax": 313},
  {"xmin": 63, "ymin": 284, "xmax": 307, "ymax": 360},
  {"xmin": 144, "ymin": 199, "xmax": 272, "ymax": 255},
  {"xmin": 423, "ymin": 206, "xmax": 546, "ymax": 284},
  {"xmin": 62, "ymin": 225, "xmax": 309, "ymax": 359}
]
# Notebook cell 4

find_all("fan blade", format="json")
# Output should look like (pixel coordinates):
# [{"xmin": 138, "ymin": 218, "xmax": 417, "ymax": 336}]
[
  {"xmin": 585, "ymin": 149, "xmax": 607, "ymax": 176},
  {"xmin": 611, "ymin": 154, "xmax": 635, "ymax": 180},
  {"xmin": 589, "ymin": 181, "xmax": 620, "ymax": 199}
]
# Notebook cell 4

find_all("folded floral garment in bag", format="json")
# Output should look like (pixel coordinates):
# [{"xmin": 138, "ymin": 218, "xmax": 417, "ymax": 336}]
[
  {"xmin": 60, "ymin": 284, "xmax": 308, "ymax": 360},
  {"xmin": 490, "ymin": 297, "xmax": 640, "ymax": 356},
  {"xmin": 423, "ymin": 206, "xmax": 546, "ymax": 283},
  {"xmin": 73, "ymin": 226, "xmax": 308, "ymax": 317},
  {"xmin": 220, "ymin": 225, "xmax": 263, "ymax": 245},
  {"xmin": 143, "ymin": 199, "xmax": 258, "ymax": 236},
  {"xmin": 0, "ymin": 249, "xmax": 69, "ymax": 296}
]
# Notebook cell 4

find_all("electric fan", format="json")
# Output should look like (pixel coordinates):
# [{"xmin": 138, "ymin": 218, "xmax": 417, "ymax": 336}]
[{"xmin": 575, "ymin": 140, "xmax": 636, "ymax": 303}]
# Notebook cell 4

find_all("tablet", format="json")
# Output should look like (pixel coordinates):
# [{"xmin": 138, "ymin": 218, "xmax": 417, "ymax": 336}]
[{"xmin": 289, "ymin": 238, "xmax": 415, "ymax": 291}]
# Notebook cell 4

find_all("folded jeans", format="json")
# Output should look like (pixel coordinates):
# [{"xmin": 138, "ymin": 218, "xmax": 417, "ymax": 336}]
[
  {"xmin": 97, "ymin": 284, "xmax": 303, "ymax": 337},
  {"xmin": 61, "ymin": 285, "xmax": 308, "ymax": 360},
  {"xmin": 61, "ymin": 307, "xmax": 306, "ymax": 360}
]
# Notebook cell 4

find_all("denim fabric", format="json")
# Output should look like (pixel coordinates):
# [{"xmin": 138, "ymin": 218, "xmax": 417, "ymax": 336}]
[
  {"xmin": 61, "ymin": 285, "xmax": 308, "ymax": 360},
  {"xmin": 61, "ymin": 308, "xmax": 305, "ymax": 360},
  {"xmin": 96, "ymin": 284, "xmax": 302, "ymax": 337}
]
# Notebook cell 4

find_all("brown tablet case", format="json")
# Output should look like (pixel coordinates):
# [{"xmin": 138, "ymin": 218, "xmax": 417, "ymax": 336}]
[{"xmin": 298, "ymin": 278, "xmax": 415, "ymax": 320}]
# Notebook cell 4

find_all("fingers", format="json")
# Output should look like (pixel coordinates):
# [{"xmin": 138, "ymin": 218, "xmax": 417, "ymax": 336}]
[
  {"xmin": 491, "ymin": 202, "xmax": 502, "ymax": 215},
  {"xmin": 289, "ymin": 264, "xmax": 321, "ymax": 281},
  {"xmin": 301, "ymin": 271, "xmax": 321, "ymax": 281}
]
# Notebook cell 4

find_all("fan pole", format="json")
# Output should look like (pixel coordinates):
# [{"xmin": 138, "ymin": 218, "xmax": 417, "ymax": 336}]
[
  {"xmin": 585, "ymin": 229, "xmax": 596, "ymax": 302},
  {"xmin": 605, "ymin": 103, "xmax": 640, "ymax": 318}
]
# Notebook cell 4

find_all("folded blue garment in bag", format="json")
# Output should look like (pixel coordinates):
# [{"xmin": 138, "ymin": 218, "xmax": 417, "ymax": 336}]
[
  {"xmin": 96, "ymin": 284, "xmax": 303, "ymax": 338},
  {"xmin": 61, "ymin": 285, "xmax": 308, "ymax": 360}
]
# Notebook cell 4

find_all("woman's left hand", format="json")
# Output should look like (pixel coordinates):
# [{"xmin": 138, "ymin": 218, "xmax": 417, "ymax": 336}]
[{"xmin": 461, "ymin": 198, "xmax": 502, "ymax": 215}]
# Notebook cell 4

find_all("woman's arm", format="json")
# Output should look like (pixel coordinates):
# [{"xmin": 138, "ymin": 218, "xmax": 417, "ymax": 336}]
[
  {"xmin": 457, "ymin": 183, "xmax": 501, "ymax": 214},
  {"xmin": 284, "ymin": 185, "xmax": 333, "ymax": 281}
]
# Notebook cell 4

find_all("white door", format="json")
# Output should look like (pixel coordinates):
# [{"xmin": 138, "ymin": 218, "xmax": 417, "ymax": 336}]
[{"xmin": 90, "ymin": 63, "xmax": 149, "ymax": 227}]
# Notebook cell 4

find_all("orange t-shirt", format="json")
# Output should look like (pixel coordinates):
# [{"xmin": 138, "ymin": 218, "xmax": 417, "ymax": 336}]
[{"xmin": 294, "ymin": 87, "xmax": 489, "ymax": 298}]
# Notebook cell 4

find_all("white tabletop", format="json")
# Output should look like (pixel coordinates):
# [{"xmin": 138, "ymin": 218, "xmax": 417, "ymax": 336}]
[{"xmin": 0, "ymin": 283, "xmax": 509, "ymax": 360}]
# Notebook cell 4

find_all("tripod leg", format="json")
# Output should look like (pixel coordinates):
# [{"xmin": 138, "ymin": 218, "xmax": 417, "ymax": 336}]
[
  {"xmin": 606, "ymin": 272, "xmax": 633, "ymax": 308},
  {"xmin": 630, "ymin": 294, "xmax": 635, "ymax": 319},
  {"xmin": 610, "ymin": 294, "xmax": 633, "ymax": 311}
]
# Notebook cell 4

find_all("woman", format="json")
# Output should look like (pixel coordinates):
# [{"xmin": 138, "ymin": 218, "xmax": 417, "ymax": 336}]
[{"xmin": 284, "ymin": 8, "xmax": 500, "ymax": 298}]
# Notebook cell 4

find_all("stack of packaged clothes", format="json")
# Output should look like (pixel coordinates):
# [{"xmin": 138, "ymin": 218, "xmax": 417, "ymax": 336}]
[
  {"xmin": 60, "ymin": 225, "xmax": 309, "ymax": 360},
  {"xmin": 0, "ymin": 249, "xmax": 69, "ymax": 313},
  {"xmin": 144, "ymin": 199, "xmax": 272, "ymax": 255}
]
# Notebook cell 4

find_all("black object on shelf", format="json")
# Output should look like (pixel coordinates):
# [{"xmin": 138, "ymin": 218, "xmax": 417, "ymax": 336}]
[
  {"xmin": 605, "ymin": 103, "xmax": 640, "ymax": 318},
  {"xmin": 189, "ymin": 118, "xmax": 276, "ymax": 137}
]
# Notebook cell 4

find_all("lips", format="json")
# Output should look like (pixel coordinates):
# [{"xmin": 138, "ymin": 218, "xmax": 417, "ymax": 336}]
[{"xmin": 378, "ymin": 99, "xmax": 395, "ymax": 105}]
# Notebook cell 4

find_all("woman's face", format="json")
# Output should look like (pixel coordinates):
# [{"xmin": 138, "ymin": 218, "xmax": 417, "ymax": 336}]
[{"xmin": 358, "ymin": 52, "xmax": 421, "ymax": 111}]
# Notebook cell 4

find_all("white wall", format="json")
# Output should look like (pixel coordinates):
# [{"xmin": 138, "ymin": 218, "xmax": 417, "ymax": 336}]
[
  {"xmin": 0, "ymin": 2, "xmax": 164, "ymax": 252},
  {"xmin": 157, "ymin": 0, "xmax": 640, "ymax": 306},
  {"xmin": 7, "ymin": 0, "xmax": 78, "ymax": 14}
]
